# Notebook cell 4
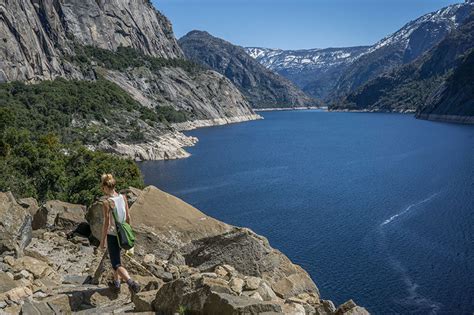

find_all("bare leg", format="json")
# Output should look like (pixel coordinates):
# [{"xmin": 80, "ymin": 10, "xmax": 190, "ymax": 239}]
[
  {"xmin": 116, "ymin": 266, "xmax": 131, "ymax": 282},
  {"xmin": 113, "ymin": 269, "xmax": 121, "ymax": 282}
]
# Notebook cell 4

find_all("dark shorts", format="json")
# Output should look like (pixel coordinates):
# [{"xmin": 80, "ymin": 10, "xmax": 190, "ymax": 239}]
[{"xmin": 107, "ymin": 234, "xmax": 122, "ymax": 270}]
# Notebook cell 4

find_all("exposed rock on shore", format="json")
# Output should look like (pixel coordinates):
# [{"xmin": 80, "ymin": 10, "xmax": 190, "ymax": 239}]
[{"xmin": 0, "ymin": 187, "xmax": 369, "ymax": 314}]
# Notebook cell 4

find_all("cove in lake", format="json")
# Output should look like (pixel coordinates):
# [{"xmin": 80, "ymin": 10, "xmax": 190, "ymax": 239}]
[{"xmin": 139, "ymin": 111, "xmax": 474, "ymax": 314}]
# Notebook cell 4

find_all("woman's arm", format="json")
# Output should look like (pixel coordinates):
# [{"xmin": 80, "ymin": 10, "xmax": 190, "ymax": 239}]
[
  {"xmin": 100, "ymin": 201, "xmax": 110, "ymax": 250},
  {"xmin": 123, "ymin": 194, "xmax": 131, "ymax": 224}
]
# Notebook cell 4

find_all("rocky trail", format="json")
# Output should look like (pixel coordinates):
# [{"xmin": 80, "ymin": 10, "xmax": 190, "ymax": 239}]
[{"xmin": 0, "ymin": 187, "xmax": 368, "ymax": 314}]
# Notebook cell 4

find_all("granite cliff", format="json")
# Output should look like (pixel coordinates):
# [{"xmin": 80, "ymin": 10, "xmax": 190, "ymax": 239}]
[
  {"xmin": 0, "ymin": 187, "xmax": 369, "ymax": 314},
  {"xmin": 0, "ymin": 0, "xmax": 260, "ymax": 160},
  {"xmin": 179, "ymin": 31, "xmax": 319, "ymax": 109}
]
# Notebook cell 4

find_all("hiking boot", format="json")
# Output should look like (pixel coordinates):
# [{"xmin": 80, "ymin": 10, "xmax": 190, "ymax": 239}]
[
  {"xmin": 108, "ymin": 281, "xmax": 121, "ymax": 293},
  {"xmin": 128, "ymin": 280, "xmax": 141, "ymax": 294}
]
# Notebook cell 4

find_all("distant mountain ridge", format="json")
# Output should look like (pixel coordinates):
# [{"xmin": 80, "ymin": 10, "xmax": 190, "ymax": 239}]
[
  {"xmin": 179, "ymin": 31, "xmax": 319, "ymax": 108},
  {"xmin": 247, "ymin": 1, "xmax": 473, "ymax": 104},
  {"xmin": 245, "ymin": 46, "xmax": 370, "ymax": 100},
  {"xmin": 331, "ymin": 1, "xmax": 473, "ymax": 99},
  {"xmin": 333, "ymin": 10, "xmax": 474, "ymax": 123}
]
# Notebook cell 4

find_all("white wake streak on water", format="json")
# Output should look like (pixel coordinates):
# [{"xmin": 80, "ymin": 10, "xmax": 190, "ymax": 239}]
[
  {"xmin": 381, "ymin": 193, "xmax": 439, "ymax": 226},
  {"xmin": 376, "ymin": 191, "xmax": 443, "ymax": 313}
]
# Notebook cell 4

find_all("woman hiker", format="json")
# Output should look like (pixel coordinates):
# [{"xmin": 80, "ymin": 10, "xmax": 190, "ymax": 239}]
[{"xmin": 99, "ymin": 173, "xmax": 141, "ymax": 294}]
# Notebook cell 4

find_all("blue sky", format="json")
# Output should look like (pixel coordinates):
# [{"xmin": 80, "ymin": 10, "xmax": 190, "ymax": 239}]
[{"xmin": 152, "ymin": 0, "xmax": 462, "ymax": 49}]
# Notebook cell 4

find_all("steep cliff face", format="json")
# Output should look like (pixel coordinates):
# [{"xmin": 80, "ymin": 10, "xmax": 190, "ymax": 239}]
[
  {"xmin": 0, "ymin": 0, "xmax": 260, "ymax": 160},
  {"xmin": 0, "ymin": 0, "xmax": 182, "ymax": 82},
  {"xmin": 179, "ymin": 31, "xmax": 319, "ymax": 108}
]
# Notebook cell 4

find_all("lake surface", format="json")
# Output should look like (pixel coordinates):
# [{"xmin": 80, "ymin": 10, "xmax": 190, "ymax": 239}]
[{"xmin": 139, "ymin": 111, "xmax": 474, "ymax": 314}]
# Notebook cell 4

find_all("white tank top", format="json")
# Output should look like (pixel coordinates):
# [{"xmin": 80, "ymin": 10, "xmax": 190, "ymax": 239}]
[{"xmin": 107, "ymin": 194, "xmax": 127, "ymax": 236}]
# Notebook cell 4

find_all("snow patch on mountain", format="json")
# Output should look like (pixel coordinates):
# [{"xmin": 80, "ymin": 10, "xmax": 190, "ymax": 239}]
[{"xmin": 245, "ymin": 46, "xmax": 370, "ymax": 72}]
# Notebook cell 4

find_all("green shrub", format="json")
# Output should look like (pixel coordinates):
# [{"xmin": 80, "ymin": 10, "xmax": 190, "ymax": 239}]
[
  {"xmin": 0, "ymin": 128, "xmax": 144, "ymax": 205},
  {"xmin": 0, "ymin": 78, "xmax": 157, "ymax": 143},
  {"xmin": 156, "ymin": 106, "xmax": 188, "ymax": 123},
  {"xmin": 69, "ymin": 45, "xmax": 204, "ymax": 74}
]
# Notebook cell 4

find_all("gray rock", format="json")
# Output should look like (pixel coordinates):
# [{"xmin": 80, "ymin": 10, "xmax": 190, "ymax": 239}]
[
  {"xmin": 17, "ymin": 198, "xmax": 39, "ymax": 217},
  {"xmin": 62, "ymin": 275, "xmax": 91, "ymax": 285},
  {"xmin": 335, "ymin": 299, "xmax": 370, "ymax": 315},
  {"xmin": 132, "ymin": 289, "xmax": 159, "ymax": 312},
  {"xmin": 203, "ymin": 292, "xmax": 283, "ymax": 314},
  {"xmin": 0, "ymin": 192, "xmax": 32, "ymax": 256},
  {"xmin": 257, "ymin": 282, "xmax": 278, "ymax": 302},
  {"xmin": 21, "ymin": 300, "xmax": 55, "ymax": 315},
  {"xmin": 199, "ymin": 276, "xmax": 234, "ymax": 295},
  {"xmin": 0, "ymin": 272, "xmax": 18, "ymax": 295},
  {"xmin": 168, "ymin": 251, "xmax": 186, "ymax": 266},
  {"xmin": 315, "ymin": 300, "xmax": 337, "ymax": 315},
  {"xmin": 119, "ymin": 187, "xmax": 143, "ymax": 208},
  {"xmin": 147, "ymin": 264, "xmax": 173, "ymax": 282},
  {"xmin": 143, "ymin": 254, "xmax": 156, "ymax": 265},
  {"xmin": 182, "ymin": 227, "xmax": 319, "ymax": 299},
  {"xmin": 245, "ymin": 276, "xmax": 262, "ymax": 290},
  {"xmin": 0, "ymin": 0, "xmax": 182, "ymax": 83},
  {"xmin": 55, "ymin": 205, "xmax": 87, "ymax": 230},
  {"xmin": 229, "ymin": 277, "xmax": 245, "ymax": 294},
  {"xmin": 33, "ymin": 200, "xmax": 85, "ymax": 230}
]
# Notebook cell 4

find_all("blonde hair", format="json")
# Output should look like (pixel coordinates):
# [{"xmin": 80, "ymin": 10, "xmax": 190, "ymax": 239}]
[{"xmin": 101, "ymin": 173, "xmax": 116, "ymax": 190}]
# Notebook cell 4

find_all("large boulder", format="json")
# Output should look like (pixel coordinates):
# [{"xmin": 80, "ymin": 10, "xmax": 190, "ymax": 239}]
[
  {"xmin": 17, "ymin": 197, "xmax": 39, "ymax": 217},
  {"xmin": 54, "ymin": 205, "xmax": 87, "ymax": 230},
  {"xmin": 181, "ymin": 227, "xmax": 319, "ymax": 299},
  {"xmin": 33, "ymin": 200, "xmax": 86, "ymax": 230},
  {"xmin": 0, "ymin": 192, "xmax": 32, "ymax": 256},
  {"xmin": 11, "ymin": 256, "xmax": 60, "ymax": 282},
  {"xmin": 202, "ymin": 292, "xmax": 283, "ymax": 314},
  {"xmin": 335, "ymin": 299, "xmax": 370, "ymax": 315},
  {"xmin": 86, "ymin": 186, "xmax": 230, "ymax": 253},
  {"xmin": 85, "ymin": 201, "xmax": 105, "ymax": 242},
  {"xmin": 151, "ymin": 275, "xmax": 282, "ymax": 314},
  {"xmin": 129, "ymin": 186, "xmax": 231, "ymax": 244},
  {"xmin": 119, "ymin": 187, "xmax": 143, "ymax": 208}
]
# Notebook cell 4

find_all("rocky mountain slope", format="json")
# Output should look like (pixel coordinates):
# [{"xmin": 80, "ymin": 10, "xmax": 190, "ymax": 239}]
[
  {"xmin": 332, "ymin": 10, "xmax": 474, "ymax": 123},
  {"xmin": 247, "ymin": 1, "xmax": 473, "ymax": 104},
  {"xmin": 179, "ymin": 31, "xmax": 319, "ymax": 108},
  {"xmin": 245, "ymin": 46, "xmax": 370, "ymax": 100},
  {"xmin": 0, "ymin": 0, "xmax": 260, "ymax": 160},
  {"xmin": 0, "ymin": 187, "xmax": 369, "ymax": 314},
  {"xmin": 330, "ymin": 1, "xmax": 473, "ymax": 99},
  {"xmin": 416, "ymin": 49, "xmax": 474, "ymax": 123}
]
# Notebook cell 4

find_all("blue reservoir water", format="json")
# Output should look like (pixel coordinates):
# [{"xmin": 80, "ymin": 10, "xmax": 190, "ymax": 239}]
[{"xmin": 139, "ymin": 111, "xmax": 474, "ymax": 314}]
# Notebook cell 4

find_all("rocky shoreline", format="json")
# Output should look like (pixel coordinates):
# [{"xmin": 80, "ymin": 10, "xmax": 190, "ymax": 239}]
[
  {"xmin": 0, "ymin": 186, "xmax": 369, "ymax": 314},
  {"xmin": 87, "ymin": 114, "xmax": 262, "ymax": 162},
  {"xmin": 255, "ymin": 107, "xmax": 324, "ymax": 112},
  {"xmin": 415, "ymin": 113, "xmax": 474, "ymax": 125},
  {"xmin": 329, "ymin": 108, "xmax": 416, "ymax": 114},
  {"xmin": 172, "ymin": 114, "xmax": 263, "ymax": 131}
]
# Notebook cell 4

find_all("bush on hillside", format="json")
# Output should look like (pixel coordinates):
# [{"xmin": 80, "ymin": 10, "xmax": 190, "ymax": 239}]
[{"xmin": 0, "ymin": 128, "xmax": 144, "ymax": 206}]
